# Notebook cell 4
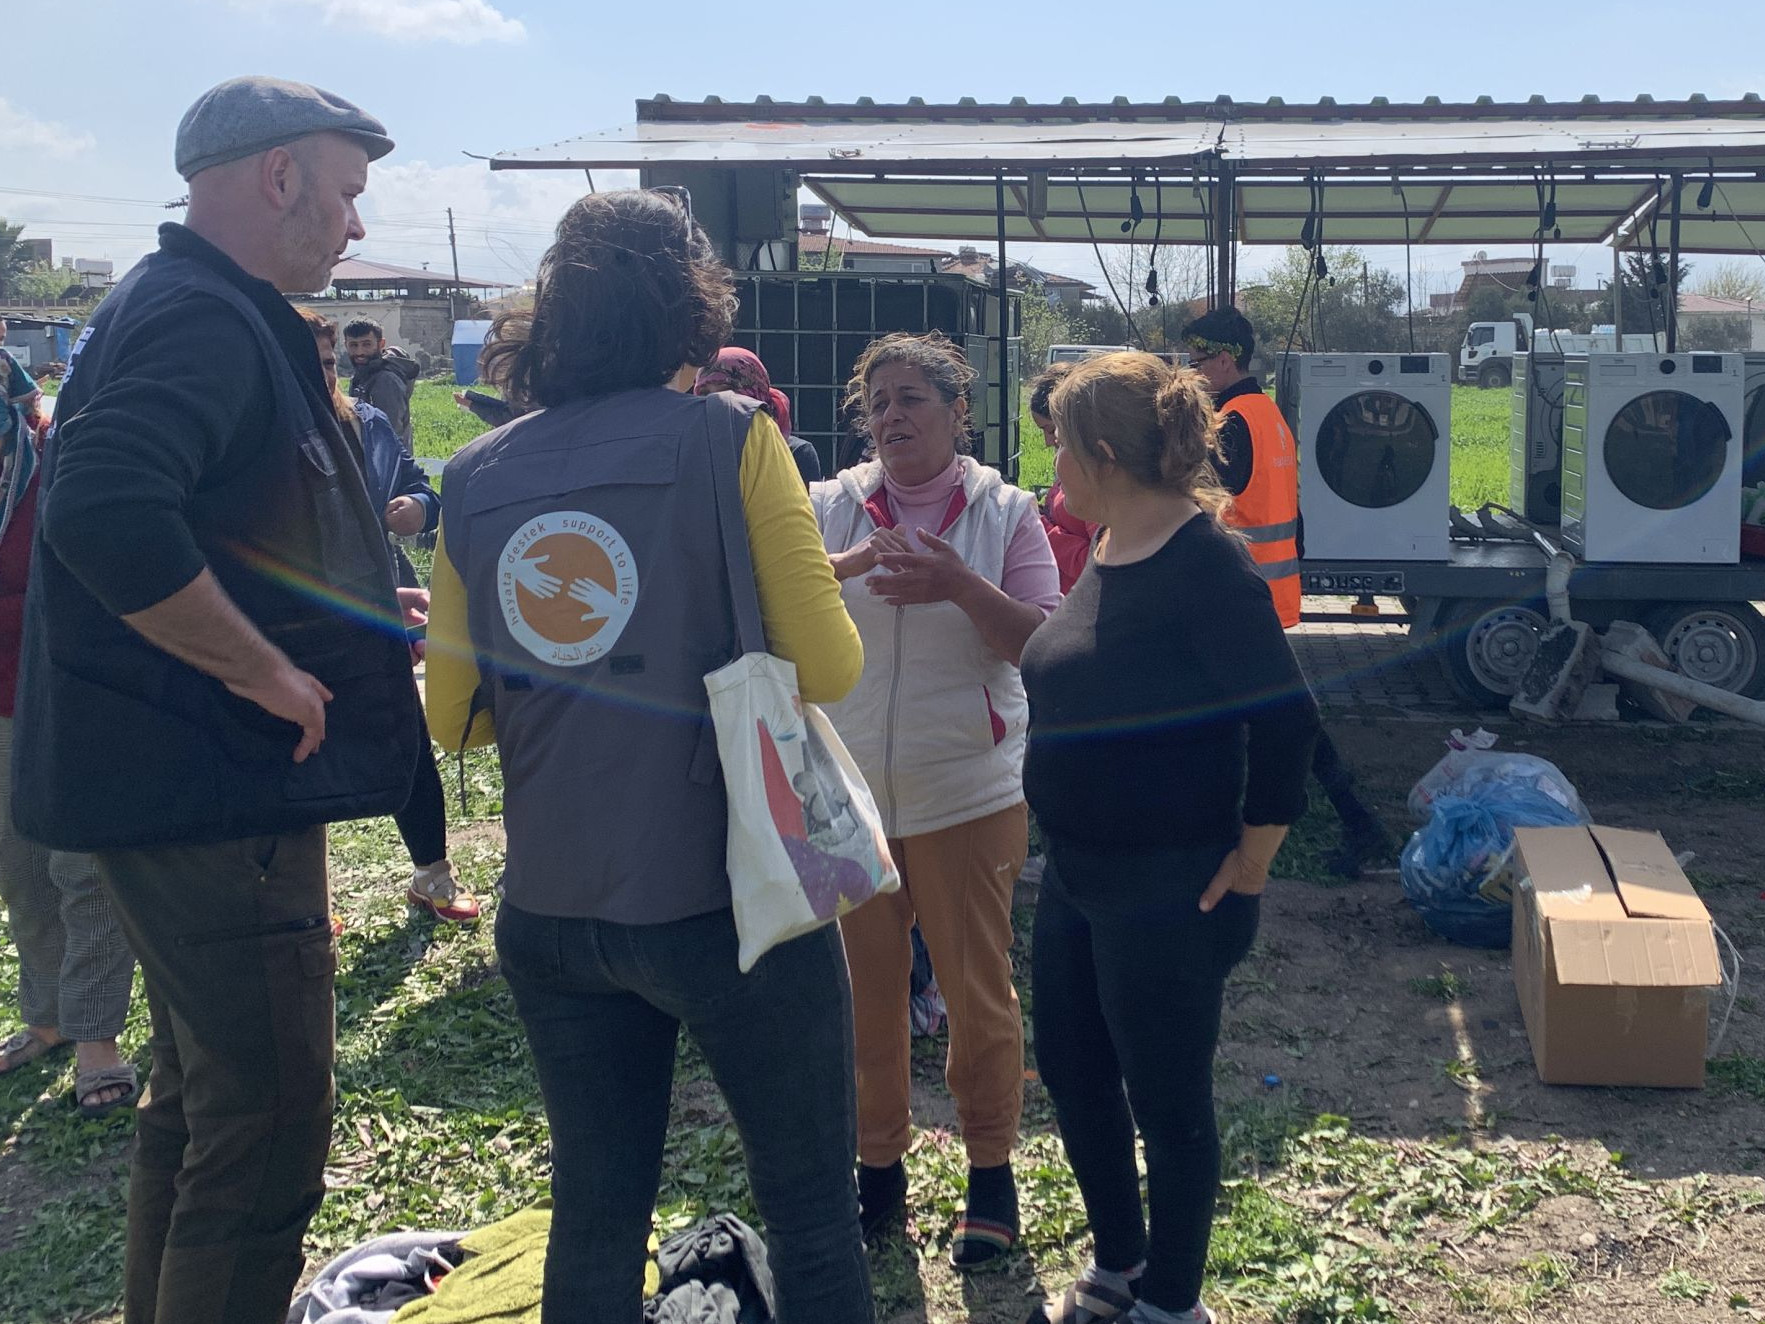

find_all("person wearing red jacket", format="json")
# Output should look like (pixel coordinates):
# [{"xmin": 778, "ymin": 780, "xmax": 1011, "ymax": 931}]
[{"xmin": 1029, "ymin": 363, "xmax": 1098, "ymax": 595}]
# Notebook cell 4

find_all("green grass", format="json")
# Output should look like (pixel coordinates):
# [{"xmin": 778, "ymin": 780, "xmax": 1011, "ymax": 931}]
[
  {"xmin": 1014, "ymin": 384, "xmax": 1510, "ymax": 510},
  {"xmin": 408, "ymin": 380, "xmax": 496, "ymax": 463}
]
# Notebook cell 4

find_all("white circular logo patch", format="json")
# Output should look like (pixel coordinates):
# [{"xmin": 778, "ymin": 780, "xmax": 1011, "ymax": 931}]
[{"xmin": 498, "ymin": 512, "xmax": 640, "ymax": 668}]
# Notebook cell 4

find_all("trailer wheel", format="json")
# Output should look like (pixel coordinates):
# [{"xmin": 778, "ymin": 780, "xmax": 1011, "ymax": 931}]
[
  {"xmin": 1644, "ymin": 602, "xmax": 1765, "ymax": 699},
  {"xmin": 1478, "ymin": 362, "xmax": 1512, "ymax": 390},
  {"xmin": 1439, "ymin": 599, "xmax": 1548, "ymax": 708}
]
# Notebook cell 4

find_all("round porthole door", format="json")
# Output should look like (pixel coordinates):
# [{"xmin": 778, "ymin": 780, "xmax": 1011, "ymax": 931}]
[
  {"xmin": 1314, "ymin": 390, "xmax": 1440, "ymax": 509},
  {"xmin": 1602, "ymin": 390, "xmax": 1731, "ymax": 510}
]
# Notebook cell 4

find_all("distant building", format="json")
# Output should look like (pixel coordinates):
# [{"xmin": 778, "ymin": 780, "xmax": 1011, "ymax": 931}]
[
  {"xmin": 796, "ymin": 231, "xmax": 949, "ymax": 274},
  {"xmin": 1678, "ymin": 292, "xmax": 1765, "ymax": 349},
  {"xmin": 292, "ymin": 258, "xmax": 509, "ymax": 368},
  {"xmin": 938, "ymin": 247, "xmax": 1097, "ymax": 308}
]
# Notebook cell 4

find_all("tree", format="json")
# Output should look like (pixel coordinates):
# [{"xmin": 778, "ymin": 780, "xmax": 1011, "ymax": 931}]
[
  {"xmin": 1681, "ymin": 314, "xmax": 1752, "ymax": 352},
  {"xmin": 1614, "ymin": 251, "xmax": 1689, "ymax": 338},
  {"xmin": 0, "ymin": 219, "xmax": 34, "ymax": 297},
  {"xmin": 1239, "ymin": 245, "xmax": 1409, "ymax": 369},
  {"xmin": 1691, "ymin": 258, "xmax": 1765, "ymax": 304},
  {"xmin": 8, "ymin": 265, "xmax": 82, "ymax": 302},
  {"xmin": 1017, "ymin": 289, "xmax": 1071, "ymax": 369},
  {"xmin": 1092, "ymin": 242, "xmax": 1208, "ymax": 349}
]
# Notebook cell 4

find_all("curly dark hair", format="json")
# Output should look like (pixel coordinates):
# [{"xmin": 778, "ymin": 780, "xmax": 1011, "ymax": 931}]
[
  {"xmin": 481, "ymin": 190, "xmax": 736, "ymax": 409},
  {"xmin": 841, "ymin": 331, "xmax": 976, "ymax": 455}
]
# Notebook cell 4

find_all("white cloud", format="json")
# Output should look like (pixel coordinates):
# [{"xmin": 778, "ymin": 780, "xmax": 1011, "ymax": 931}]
[
  {"xmin": 0, "ymin": 98, "xmax": 95, "ymax": 155},
  {"xmin": 238, "ymin": 0, "xmax": 526, "ymax": 44},
  {"xmin": 359, "ymin": 161, "xmax": 637, "ymax": 281}
]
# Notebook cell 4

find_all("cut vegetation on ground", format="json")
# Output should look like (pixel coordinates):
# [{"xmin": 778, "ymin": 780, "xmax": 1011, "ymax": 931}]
[{"xmin": 4, "ymin": 721, "xmax": 1762, "ymax": 1324}]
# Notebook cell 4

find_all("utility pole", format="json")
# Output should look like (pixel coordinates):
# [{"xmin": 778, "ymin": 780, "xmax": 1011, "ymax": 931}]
[{"xmin": 446, "ymin": 207, "xmax": 462, "ymax": 314}]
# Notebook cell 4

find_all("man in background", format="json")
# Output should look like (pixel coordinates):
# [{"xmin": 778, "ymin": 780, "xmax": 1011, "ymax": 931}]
[
  {"xmin": 345, "ymin": 316, "xmax": 419, "ymax": 449},
  {"xmin": 1184, "ymin": 307, "xmax": 1392, "ymax": 878}
]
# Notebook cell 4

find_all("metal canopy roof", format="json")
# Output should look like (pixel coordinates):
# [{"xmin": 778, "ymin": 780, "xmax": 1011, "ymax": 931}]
[
  {"xmin": 804, "ymin": 176, "xmax": 1765, "ymax": 252},
  {"xmin": 488, "ymin": 95, "xmax": 1765, "ymax": 252}
]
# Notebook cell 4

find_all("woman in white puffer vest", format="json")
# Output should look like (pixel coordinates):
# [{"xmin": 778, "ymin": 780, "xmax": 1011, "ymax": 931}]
[{"xmin": 811, "ymin": 331, "xmax": 1060, "ymax": 1268}]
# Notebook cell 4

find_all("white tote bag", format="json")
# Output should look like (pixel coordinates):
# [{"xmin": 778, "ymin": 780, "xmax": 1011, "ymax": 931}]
[{"xmin": 701, "ymin": 400, "xmax": 898, "ymax": 971}]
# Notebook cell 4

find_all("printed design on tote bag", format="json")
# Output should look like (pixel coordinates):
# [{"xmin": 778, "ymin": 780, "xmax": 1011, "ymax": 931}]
[
  {"xmin": 498, "ymin": 511, "xmax": 640, "ymax": 667},
  {"xmin": 753, "ymin": 706, "xmax": 892, "ymax": 921}
]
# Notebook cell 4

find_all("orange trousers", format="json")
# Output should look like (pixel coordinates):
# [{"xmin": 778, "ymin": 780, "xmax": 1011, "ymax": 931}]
[{"xmin": 839, "ymin": 801, "xmax": 1027, "ymax": 1169}]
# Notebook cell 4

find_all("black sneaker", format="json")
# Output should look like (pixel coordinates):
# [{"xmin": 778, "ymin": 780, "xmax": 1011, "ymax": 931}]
[
  {"xmin": 857, "ymin": 1160, "xmax": 907, "ymax": 1237},
  {"xmin": 1327, "ymin": 813, "xmax": 1394, "ymax": 878}
]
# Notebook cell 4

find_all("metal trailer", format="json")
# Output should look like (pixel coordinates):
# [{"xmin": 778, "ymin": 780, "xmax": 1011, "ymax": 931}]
[{"xmin": 1299, "ymin": 549, "xmax": 1765, "ymax": 707}]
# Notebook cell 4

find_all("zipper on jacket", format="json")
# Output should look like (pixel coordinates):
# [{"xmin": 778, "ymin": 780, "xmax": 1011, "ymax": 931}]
[
  {"xmin": 882, "ymin": 604, "xmax": 905, "ymax": 838},
  {"xmin": 176, "ymin": 914, "xmax": 330, "ymax": 947}
]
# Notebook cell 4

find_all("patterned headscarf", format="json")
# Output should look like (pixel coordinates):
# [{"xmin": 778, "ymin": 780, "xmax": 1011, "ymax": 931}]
[{"xmin": 694, "ymin": 348, "xmax": 793, "ymax": 436}]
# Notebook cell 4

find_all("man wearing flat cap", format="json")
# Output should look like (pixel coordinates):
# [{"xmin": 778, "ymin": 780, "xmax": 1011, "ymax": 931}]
[{"xmin": 13, "ymin": 76, "xmax": 422, "ymax": 1324}]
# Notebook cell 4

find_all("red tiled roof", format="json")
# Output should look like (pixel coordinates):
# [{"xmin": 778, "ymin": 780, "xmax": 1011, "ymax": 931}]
[
  {"xmin": 1679, "ymin": 292, "xmax": 1765, "ymax": 314},
  {"xmin": 798, "ymin": 232, "xmax": 949, "ymax": 258},
  {"xmin": 330, "ymin": 258, "xmax": 503, "ymax": 289}
]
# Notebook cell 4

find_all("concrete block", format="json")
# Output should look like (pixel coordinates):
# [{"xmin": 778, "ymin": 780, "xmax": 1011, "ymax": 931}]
[
  {"xmin": 1511, "ymin": 620, "xmax": 1600, "ymax": 724},
  {"xmin": 1601, "ymin": 620, "xmax": 1697, "ymax": 723},
  {"xmin": 1572, "ymin": 683, "xmax": 1621, "ymax": 721}
]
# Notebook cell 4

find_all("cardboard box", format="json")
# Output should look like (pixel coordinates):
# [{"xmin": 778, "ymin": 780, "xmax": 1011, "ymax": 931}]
[{"xmin": 1511, "ymin": 825, "xmax": 1723, "ymax": 1088}]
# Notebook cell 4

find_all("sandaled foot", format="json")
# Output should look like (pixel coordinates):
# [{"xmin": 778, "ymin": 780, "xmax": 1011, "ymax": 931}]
[
  {"xmin": 951, "ymin": 1162, "xmax": 1019, "ymax": 1269},
  {"xmin": 408, "ymin": 860, "xmax": 481, "ymax": 923},
  {"xmin": 73, "ymin": 1061, "xmax": 139, "ymax": 1118},
  {"xmin": 0, "ymin": 1028, "xmax": 69, "ymax": 1074},
  {"xmin": 1030, "ymin": 1262, "xmax": 1143, "ymax": 1323}
]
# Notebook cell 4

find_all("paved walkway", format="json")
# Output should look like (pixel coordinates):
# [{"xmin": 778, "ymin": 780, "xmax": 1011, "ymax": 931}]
[{"xmin": 1290, "ymin": 615, "xmax": 1463, "ymax": 714}]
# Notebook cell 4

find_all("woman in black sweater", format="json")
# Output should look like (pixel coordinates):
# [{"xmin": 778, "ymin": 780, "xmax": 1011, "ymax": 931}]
[{"xmin": 1019, "ymin": 353, "xmax": 1320, "ymax": 1324}]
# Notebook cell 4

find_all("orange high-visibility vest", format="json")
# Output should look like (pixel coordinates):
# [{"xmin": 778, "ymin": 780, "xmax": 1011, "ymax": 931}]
[{"xmin": 1220, "ymin": 391, "xmax": 1301, "ymax": 628}]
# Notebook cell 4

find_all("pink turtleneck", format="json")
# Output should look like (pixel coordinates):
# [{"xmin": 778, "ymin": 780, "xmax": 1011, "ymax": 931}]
[{"xmin": 879, "ymin": 459, "xmax": 1062, "ymax": 613}]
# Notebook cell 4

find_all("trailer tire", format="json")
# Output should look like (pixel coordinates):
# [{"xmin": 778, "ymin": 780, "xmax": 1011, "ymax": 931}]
[
  {"xmin": 1438, "ymin": 598, "xmax": 1548, "ymax": 708},
  {"xmin": 1478, "ymin": 362, "xmax": 1512, "ymax": 390},
  {"xmin": 1644, "ymin": 601, "xmax": 1765, "ymax": 699}
]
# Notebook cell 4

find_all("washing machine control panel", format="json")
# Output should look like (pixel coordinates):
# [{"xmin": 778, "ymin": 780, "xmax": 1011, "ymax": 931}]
[{"xmin": 1301, "ymin": 571, "xmax": 1407, "ymax": 594}]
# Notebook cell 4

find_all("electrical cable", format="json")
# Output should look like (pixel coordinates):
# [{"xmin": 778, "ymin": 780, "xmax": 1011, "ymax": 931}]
[{"xmin": 1074, "ymin": 172, "xmax": 1147, "ymax": 349}]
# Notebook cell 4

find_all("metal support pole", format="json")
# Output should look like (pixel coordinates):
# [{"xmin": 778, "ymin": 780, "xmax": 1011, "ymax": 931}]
[
  {"xmin": 1612, "ymin": 240, "xmax": 1623, "ymax": 337},
  {"xmin": 1215, "ymin": 161, "xmax": 1236, "ymax": 307},
  {"xmin": 995, "ymin": 173, "xmax": 1011, "ymax": 474},
  {"xmin": 1667, "ymin": 172, "xmax": 1683, "ymax": 353}
]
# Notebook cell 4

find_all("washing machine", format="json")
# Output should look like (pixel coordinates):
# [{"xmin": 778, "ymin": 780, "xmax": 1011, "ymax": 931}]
[
  {"xmin": 1561, "ymin": 353, "xmax": 1743, "ymax": 563},
  {"xmin": 1291, "ymin": 353, "xmax": 1452, "ymax": 560},
  {"xmin": 1508, "ymin": 352, "xmax": 1567, "ymax": 525},
  {"xmin": 1744, "ymin": 351, "xmax": 1765, "ymax": 487}
]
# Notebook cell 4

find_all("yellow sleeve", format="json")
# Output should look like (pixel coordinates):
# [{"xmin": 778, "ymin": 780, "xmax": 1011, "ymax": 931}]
[
  {"xmin": 424, "ymin": 522, "xmax": 497, "ymax": 751},
  {"xmin": 739, "ymin": 413, "xmax": 863, "ymax": 703}
]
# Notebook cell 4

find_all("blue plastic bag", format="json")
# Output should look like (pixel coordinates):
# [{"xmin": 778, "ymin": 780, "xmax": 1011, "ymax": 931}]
[{"xmin": 1400, "ymin": 770, "xmax": 1588, "ymax": 948}]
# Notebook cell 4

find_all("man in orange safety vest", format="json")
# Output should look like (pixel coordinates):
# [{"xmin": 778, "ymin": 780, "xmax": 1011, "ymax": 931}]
[{"xmin": 1184, "ymin": 307, "xmax": 1391, "ymax": 877}]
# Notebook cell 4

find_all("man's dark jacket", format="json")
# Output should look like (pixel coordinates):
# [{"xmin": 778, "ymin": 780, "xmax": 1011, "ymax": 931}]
[
  {"xmin": 12, "ymin": 224, "xmax": 420, "ymax": 850},
  {"xmin": 349, "ymin": 347, "xmax": 419, "ymax": 449}
]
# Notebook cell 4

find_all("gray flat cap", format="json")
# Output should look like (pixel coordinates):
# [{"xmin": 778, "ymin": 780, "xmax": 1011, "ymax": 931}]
[{"xmin": 175, "ymin": 75, "xmax": 394, "ymax": 180}]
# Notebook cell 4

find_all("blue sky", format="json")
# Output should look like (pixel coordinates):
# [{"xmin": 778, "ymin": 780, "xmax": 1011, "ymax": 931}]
[{"xmin": 5, "ymin": 0, "xmax": 1763, "ymax": 296}]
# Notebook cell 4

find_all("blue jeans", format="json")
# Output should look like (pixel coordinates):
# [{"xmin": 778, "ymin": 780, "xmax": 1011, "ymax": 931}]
[{"xmin": 496, "ymin": 902, "xmax": 875, "ymax": 1324}]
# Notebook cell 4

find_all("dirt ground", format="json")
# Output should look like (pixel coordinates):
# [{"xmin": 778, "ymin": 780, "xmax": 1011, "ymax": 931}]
[{"xmin": 892, "ymin": 716, "xmax": 1765, "ymax": 1323}]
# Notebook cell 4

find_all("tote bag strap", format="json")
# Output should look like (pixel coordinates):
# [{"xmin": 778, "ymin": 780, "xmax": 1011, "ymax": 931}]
[{"xmin": 704, "ymin": 397, "xmax": 768, "ymax": 659}]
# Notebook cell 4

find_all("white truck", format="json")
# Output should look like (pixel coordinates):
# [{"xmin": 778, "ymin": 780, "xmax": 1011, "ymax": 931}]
[{"xmin": 1458, "ymin": 314, "xmax": 1660, "ymax": 387}]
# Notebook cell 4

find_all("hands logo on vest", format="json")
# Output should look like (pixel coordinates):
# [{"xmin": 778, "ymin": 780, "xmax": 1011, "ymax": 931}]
[{"xmin": 498, "ymin": 512, "xmax": 640, "ymax": 668}]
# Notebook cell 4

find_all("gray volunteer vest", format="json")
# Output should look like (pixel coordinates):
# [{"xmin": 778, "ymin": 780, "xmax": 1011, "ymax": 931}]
[{"xmin": 441, "ymin": 388, "xmax": 757, "ymax": 923}]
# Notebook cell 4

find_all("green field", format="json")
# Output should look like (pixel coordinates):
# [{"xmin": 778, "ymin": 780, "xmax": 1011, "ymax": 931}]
[{"xmin": 1016, "ymin": 383, "xmax": 1511, "ymax": 512}]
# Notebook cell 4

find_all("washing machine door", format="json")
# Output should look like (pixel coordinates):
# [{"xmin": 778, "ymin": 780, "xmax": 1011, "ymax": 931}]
[
  {"xmin": 1314, "ymin": 390, "xmax": 1440, "ymax": 509},
  {"xmin": 1743, "ymin": 381, "xmax": 1765, "ymax": 487},
  {"xmin": 1602, "ymin": 390, "xmax": 1732, "ymax": 510}
]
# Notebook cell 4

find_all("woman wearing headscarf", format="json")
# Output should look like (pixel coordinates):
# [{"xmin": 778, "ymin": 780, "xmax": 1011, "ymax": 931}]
[{"xmin": 694, "ymin": 346, "xmax": 823, "ymax": 486}]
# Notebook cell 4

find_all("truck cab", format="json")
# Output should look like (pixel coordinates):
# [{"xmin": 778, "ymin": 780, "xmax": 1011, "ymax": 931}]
[{"xmin": 1458, "ymin": 315, "xmax": 1529, "ymax": 388}]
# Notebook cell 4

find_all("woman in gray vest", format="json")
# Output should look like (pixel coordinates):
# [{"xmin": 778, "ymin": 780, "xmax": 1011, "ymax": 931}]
[{"xmin": 425, "ymin": 190, "xmax": 875, "ymax": 1324}]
